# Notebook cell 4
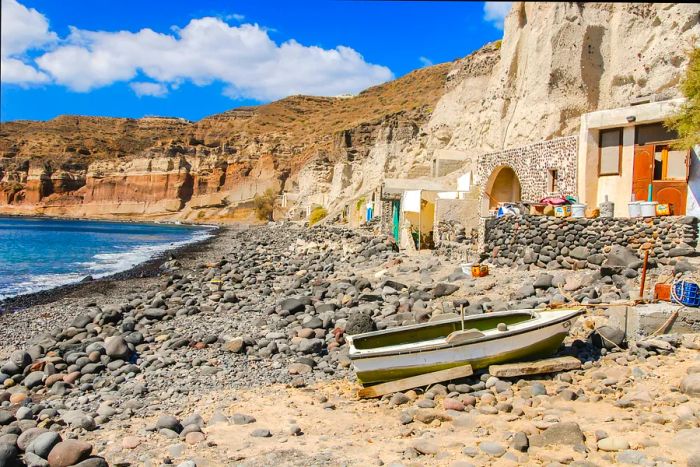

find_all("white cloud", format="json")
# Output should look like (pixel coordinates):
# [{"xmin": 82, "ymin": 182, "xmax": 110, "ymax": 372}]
[
  {"xmin": 0, "ymin": 0, "xmax": 56, "ymax": 85},
  {"xmin": 3, "ymin": 0, "xmax": 393, "ymax": 100},
  {"xmin": 418, "ymin": 56, "xmax": 433, "ymax": 67},
  {"xmin": 130, "ymin": 81, "xmax": 168, "ymax": 97},
  {"xmin": 226, "ymin": 13, "xmax": 245, "ymax": 22},
  {"xmin": 1, "ymin": 57, "xmax": 50, "ymax": 84},
  {"xmin": 483, "ymin": 2, "xmax": 512, "ymax": 31}
]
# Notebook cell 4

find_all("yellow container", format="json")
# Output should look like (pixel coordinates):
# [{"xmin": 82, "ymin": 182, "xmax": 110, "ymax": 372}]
[
  {"xmin": 554, "ymin": 205, "xmax": 571, "ymax": 218},
  {"xmin": 471, "ymin": 264, "xmax": 489, "ymax": 277},
  {"xmin": 655, "ymin": 204, "xmax": 671, "ymax": 216}
]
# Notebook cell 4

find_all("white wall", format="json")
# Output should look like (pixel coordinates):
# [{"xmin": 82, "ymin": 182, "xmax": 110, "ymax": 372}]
[
  {"xmin": 578, "ymin": 98, "xmax": 686, "ymax": 217},
  {"xmin": 687, "ymin": 145, "xmax": 700, "ymax": 217}
]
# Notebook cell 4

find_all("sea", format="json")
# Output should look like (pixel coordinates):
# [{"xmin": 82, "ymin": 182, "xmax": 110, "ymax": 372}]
[{"xmin": 0, "ymin": 216, "xmax": 214, "ymax": 300}]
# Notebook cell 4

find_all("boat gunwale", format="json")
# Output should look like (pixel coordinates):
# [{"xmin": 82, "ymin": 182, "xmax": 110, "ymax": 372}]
[{"xmin": 347, "ymin": 308, "xmax": 584, "ymax": 360}]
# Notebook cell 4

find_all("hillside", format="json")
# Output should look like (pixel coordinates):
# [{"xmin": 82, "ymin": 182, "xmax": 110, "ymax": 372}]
[{"xmin": 0, "ymin": 61, "xmax": 452, "ymax": 221}]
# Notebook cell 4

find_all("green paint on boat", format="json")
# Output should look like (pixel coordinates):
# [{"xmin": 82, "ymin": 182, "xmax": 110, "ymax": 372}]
[
  {"xmin": 352, "ymin": 312, "xmax": 533, "ymax": 350},
  {"xmin": 356, "ymin": 331, "xmax": 568, "ymax": 385}
]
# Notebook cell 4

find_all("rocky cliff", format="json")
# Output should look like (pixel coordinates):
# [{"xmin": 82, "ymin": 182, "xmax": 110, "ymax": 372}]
[
  {"xmin": 0, "ymin": 63, "xmax": 451, "ymax": 221},
  {"xmin": 1, "ymin": 2, "xmax": 698, "ymax": 222}
]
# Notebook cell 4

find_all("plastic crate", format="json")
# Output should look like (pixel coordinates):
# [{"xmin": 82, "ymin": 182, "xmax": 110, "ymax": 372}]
[{"xmin": 672, "ymin": 281, "xmax": 700, "ymax": 307}]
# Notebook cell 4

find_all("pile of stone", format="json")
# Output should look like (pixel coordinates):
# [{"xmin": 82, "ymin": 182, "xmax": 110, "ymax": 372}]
[{"xmin": 484, "ymin": 215, "xmax": 698, "ymax": 269}]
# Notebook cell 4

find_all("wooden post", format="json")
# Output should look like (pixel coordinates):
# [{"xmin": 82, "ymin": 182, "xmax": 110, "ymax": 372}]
[{"xmin": 639, "ymin": 249, "xmax": 650, "ymax": 299}]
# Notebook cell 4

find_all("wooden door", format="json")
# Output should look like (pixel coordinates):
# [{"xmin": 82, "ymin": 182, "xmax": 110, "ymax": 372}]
[
  {"xmin": 654, "ymin": 183, "xmax": 687, "ymax": 215},
  {"xmin": 632, "ymin": 144, "xmax": 654, "ymax": 202}
]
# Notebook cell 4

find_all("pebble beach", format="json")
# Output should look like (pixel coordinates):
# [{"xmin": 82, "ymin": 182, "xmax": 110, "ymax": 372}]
[{"xmin": 1, "ymin": 224, "xmax": 699, "ymax": 467}]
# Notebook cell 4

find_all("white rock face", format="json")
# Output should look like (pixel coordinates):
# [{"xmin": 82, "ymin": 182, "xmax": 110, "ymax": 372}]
[{"xmin": 429, "ymin": 2, "xmax": 700, "ymax": 154}]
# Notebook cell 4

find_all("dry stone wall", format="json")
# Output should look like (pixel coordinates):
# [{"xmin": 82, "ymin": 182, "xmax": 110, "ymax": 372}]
[
  {"xmin": 476, "ymin": 136, "xmax": 578, "ymax": 202},
  {"xmin": 483, "ymin": 215, "xmax": 699, "ymax": 269}
]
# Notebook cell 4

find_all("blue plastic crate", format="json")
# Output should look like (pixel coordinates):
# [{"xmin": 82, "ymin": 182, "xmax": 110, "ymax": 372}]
[{"xmin": 672, "ymin": 281, "xmax": 700, "ymax": 307}]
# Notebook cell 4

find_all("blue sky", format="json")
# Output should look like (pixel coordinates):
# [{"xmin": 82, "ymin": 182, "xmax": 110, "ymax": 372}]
[{"xmin": 1, "ymin": 0, "xmax": 510, "ymax": 122}]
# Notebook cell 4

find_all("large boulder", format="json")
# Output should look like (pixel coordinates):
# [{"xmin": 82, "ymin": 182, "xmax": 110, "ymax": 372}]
[
  {"xmin": 105, "ymin": 336, "xmax": 131, "ymax": 360},
  {"xmin": 601, "ymin": 246, "xmax": 642, "ymax": 276},
  {"xmin": 47, "ymin": 440, "xmax": 92, "ymax": 467},
  {"xmin": 590, "ymin": 325, "xmax": 626, "ymax": 350},
  {"xmin": 528, "ymin": 422, "xmax": 586, "ymax": 447}
]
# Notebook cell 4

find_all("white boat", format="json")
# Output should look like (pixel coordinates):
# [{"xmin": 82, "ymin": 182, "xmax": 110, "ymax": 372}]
[{"xmin": 347, "ymin": 308, "xmax": 584, "ymax": 384}]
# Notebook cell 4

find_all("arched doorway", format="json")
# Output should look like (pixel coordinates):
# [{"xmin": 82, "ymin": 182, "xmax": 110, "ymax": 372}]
[{"xmin": 482, "ymin": 166, "xmax": 522, "ymax": 215}]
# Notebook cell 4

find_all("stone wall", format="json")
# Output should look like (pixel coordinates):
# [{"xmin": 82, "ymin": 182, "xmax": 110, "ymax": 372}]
[
  {"xmin": 483, "ymin": 215, "xmax": 699, "ymax": 269},
  {"xmin": 477, "ymin": 136, "xmax": 578, "ymax": 202}
]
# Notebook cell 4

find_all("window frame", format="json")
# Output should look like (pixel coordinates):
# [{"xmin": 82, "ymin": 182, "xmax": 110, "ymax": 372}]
[{"xmin": 598, "ymin": 127, "xmax": 623, "ymax": 176}]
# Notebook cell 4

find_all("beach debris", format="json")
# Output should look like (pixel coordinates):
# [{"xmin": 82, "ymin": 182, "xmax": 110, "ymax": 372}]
[
  {"xmin": 488, "ymin": 356, "xmax": 582, "ymax": 378},
  {"xmin": 357, "ymin": 364, "xmax": 473, "ymax": 399}
]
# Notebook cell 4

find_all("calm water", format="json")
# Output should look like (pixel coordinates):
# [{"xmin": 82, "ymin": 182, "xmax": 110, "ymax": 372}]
[{"xmin": 0, "ymin": 217, "xmax": 214, "ymax": 300}]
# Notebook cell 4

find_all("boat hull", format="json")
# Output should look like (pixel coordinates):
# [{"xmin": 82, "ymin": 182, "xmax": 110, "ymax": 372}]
[{"xmin": 351, "ymin": 312, "xmax": 577, "ymax": 384}]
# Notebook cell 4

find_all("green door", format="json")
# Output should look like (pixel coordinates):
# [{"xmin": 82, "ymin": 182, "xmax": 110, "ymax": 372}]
[{"xmin": 392, "ymin": 200, "xmax": 400, "ymax": 242}]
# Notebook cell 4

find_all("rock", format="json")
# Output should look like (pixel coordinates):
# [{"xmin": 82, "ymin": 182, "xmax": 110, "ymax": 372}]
[
  {"xmin": 61, "ymin": 411, "xmax": 96, "ymax": 431},
  {"xmin": 121, "ymin": 436, "xmax": 140, "ymax": 449},
  {"xmin": 390, "ymin": 393, "xmax": 410, "ymax": 406},
  {"xmin": 617, "ymin": 450, "xmax": 647, "ymax": 464},
  {"xmin": 570, "ymin": 246, "xmax": 590, "ymax": 260},
  {"xmin": 443, "ymin": 398, "xmax": 465, "ymax": 411},
  {"xmin": 529, "ymin": 422, "xmax": 585, "ymax": 447},
  {"xmin": 514, "ymin": 284, "xmax": 535, "ymax": 300},
  {"xmin": 0, "ymin": 443, "xmax": 18, "ymax": 467},
  {"xmin": 72, "ymin": 458, "xmax": 108, "ymax": 467},
  {"xmin": 479, "ymin": 441, "xmax": 506, "ymax": 457},
  {"xmin": 105, "ymin": 336, "xmax": 131, "ymax": 360},
  {"xmin": 17, "ymin": 429, "xmax": 49, "ymax": 451},
  {"xmin": 298, "ymin": 338, "xmax": 323, "ymax": 354},
  {"xmin": 24, "ymin": 371, "xmax": 45, "ymax": 389},
  {"xmin": 345, "ymin": 312, "xmax": 375, "ymax": 335},
  {"xmin": 412, "ymin": 440, "xmax": 439, "ymax": 455},
  {"xmin": 156, "ymin": 415, "xmax": 182, "ymax": 433},
  {"xmin": 224, "ymin": 338, "xmax": 246, "ymax": 353},
  {"xmin": 280, "ymin": 298, "xmax": 304, "ymax": 313},
  {"xmin": 433, "ymin": 283, "xmax": 459, "ymax": 298},
  {"xmin": 0, "ymin": 410, "xmax": 15, "ymax": 425},
  {"xmin": 47, "ymin": 440, "xmax": 92, "ymax": 467},
  {"xmin": 602, "ymin": 246, "xmax": 642, "ymax": 271},
  {"xmin": 511, "ymin": 432, "xmax": 529, "ymax": 452},
  {"xmin": 669, "ymin": 246, "xmax": 695, "ymax": 257},
  {"xmin": 10, "ymin": 351, "xmax": 32, "ymax": 371},
  {"xmin": 185, "ymin": 432, "xmax": 205, "ymax": 444},
  {"xmin": 27, "ymin": 432, "xmax": 62, "ymax": 459},
  {"xmin": 250, "ymin": 428, "xmax": 271, "ymax": 438},
  {"xmin": 533, "ymin": 274, "xmax": 553, "ymax": 289},
  {"xmin": 232, "ymin": 413, "xmax": 256, "ymax": 425},
  {"xmin": 24, "ymin": 451, "xmax": 49, "ymax": 467},
  {"xmin": 681, "ymin": 374, "xmax": 700, "ymax": 396},
  {"xmin": 597, "ymin": 437, "xmax": 629, "ymax": 451},
  {"xmin": 591, "ymin": 325, "xmax": 625, "ymax": 350}
]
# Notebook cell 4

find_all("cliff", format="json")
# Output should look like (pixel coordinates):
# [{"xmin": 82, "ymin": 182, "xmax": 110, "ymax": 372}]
[
  {"xmin": 1, "ymin": 2, "xmax": 698, "ymax": 222},
  {"xmin": 0, "ymin": 63, "xmax": 451, "ymax": 221}
]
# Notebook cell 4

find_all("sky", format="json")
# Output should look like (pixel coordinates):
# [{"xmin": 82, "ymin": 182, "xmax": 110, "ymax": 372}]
[{"xmin": 0, "ymin": 0, "xmax": 511, "ymax": 122}]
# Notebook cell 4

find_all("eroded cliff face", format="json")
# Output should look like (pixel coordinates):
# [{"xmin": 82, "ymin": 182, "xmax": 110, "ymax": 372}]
[
  {"xmin": 1, "ymin": 3, "xmax": 698, "ymax": 222},
  {"xmin": 425, "ymin": 2, "xmax": 700, "ymax": 155},
  {"xmin": 0, "ymin": 63, "xmax": 451, "ymax": 221}
]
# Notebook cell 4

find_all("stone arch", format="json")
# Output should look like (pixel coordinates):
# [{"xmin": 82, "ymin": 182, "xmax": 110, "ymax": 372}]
[{"xmin": 482, "ymin": 165, "xmax": 522, "ymax": 216}]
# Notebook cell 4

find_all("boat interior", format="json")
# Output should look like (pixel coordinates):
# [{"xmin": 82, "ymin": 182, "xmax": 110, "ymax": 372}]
[{"xmin": 350, "ymin": 311, "xmax": 536, "ymax": 350}]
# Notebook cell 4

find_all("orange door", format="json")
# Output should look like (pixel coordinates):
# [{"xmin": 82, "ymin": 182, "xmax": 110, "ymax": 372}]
[
  {"xmin": 632, "ymin": 144, "xmax": 654, "ymax": 202},
  {"xmin": 654, "ymin": 183, "xmax": 687, "ymax": 215}
]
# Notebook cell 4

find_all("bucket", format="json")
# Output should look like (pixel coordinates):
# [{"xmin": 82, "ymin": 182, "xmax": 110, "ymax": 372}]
[
  {"xmin": 571, "ymin": 203, "xmax": 586, "ymax": 218},
  {"xmin": 628, "ymin": 202, "xmax": 641, "ymax": 218},
  {"xmin": 640, "ymin": 201, "xmax": 658, "ymax": 217},
  {"xmin": 461, "ymin": 263, "xmax": 473, "ymax": 276},
  {"xmin": 554, "ymin": 205, "xmax": 571, "ymax": 218}
]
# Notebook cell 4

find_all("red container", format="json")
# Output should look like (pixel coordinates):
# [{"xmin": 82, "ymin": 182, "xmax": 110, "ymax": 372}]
[{"xmin": 654, "ymin": 283, "xmax": 671, "ymax": 302}]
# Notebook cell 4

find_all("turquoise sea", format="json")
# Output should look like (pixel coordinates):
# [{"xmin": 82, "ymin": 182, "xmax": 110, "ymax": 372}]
[{"xmin": 0, "ymin": 216, "xmax": 213, "ymax": 300}]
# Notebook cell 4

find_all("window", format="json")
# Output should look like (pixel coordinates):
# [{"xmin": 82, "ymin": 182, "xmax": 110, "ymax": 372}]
[
  {"xmin": 599, "ymin": 128, "xmax": 622, "ymax": 176},
  {"xmin": 547, "ymin": 169, "xmax": 559, "ymax": 193},
  {"xmin": 636, "ymin": 122, "xmax": 678, "ymax": 145},
  {"xmin": 653, "ymin": 144, "xmax": 688, "ymax": 181}
]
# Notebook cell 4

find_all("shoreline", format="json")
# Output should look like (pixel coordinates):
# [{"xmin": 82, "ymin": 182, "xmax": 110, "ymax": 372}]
[{"xmin": 0, "ymin": 223, "xmax": 222, "ymax": 314}]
